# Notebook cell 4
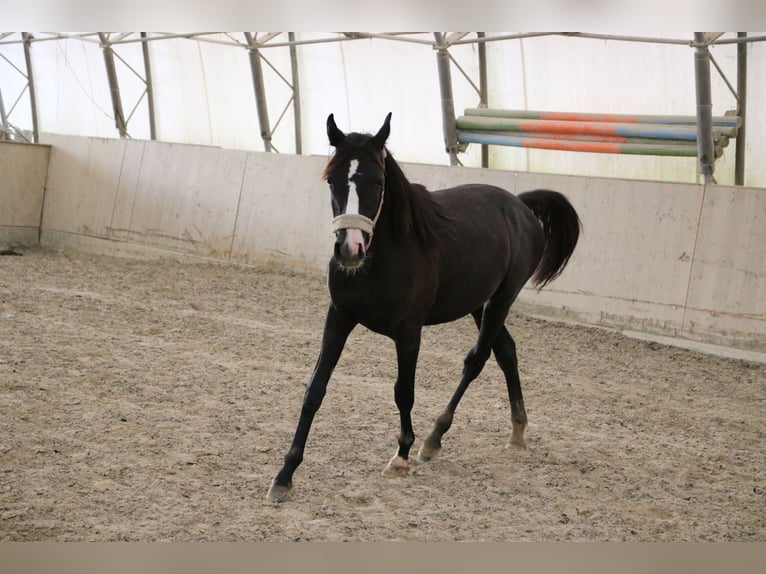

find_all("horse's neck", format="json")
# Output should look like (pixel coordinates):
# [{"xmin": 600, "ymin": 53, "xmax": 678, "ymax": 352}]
[{"xmin": 372, "ymin": 181, "xmax": 417, "ymax": 256}]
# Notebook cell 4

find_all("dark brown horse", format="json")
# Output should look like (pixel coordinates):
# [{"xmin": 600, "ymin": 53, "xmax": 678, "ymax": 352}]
[{"xmin": 268, "ymin": 113, "xmax": 581, "ymax": 502}]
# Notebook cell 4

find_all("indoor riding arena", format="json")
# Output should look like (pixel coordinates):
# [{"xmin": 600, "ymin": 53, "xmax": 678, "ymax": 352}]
[{"xmin": 1, "ymin": 32, "xmax": 764, "ymax": 542}]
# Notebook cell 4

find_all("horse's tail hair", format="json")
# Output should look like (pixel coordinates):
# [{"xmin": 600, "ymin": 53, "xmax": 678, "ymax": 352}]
[{"xmin": 518, "ymin": 189, "xmax": 581, "ymax": 288}]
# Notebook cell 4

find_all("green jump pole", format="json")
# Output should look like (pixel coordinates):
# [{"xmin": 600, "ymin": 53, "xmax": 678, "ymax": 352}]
[
  {"xmin": 456, "ymin": 131, "xmax": 712, "ymax": 157},
  {"xmin": 464, "ymin": 107, "xmax": 741, "ymax": 128}
]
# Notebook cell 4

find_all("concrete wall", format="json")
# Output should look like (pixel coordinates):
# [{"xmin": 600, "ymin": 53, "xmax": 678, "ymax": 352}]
[
  {"xmin": 0, "ymin": 141, "xmax": 50, "ymax": 248},
  {"xmin": 515, "ymin": 178, "xmax": 766, "ymax": 352},
  {"xmin": 39, "ymin": 133, "xmax": 331, "ymax": 270},
  {"xmin": 30, "ymin": 134, "xmax": 766, "ymax": 352}
]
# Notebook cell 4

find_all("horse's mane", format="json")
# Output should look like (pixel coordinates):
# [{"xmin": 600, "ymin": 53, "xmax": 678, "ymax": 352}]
[
  {"xmin": 381, "ymin": 150, "xmax": 452, "ymax": 254},
  {"xmin": 322, "ymin": 134, "xmax": 451, "ymax": 254}
]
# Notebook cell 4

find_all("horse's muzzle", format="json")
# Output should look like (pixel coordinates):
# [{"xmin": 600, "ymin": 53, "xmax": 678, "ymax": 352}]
[{"xmin": 334, "ymin": 228, "xmax": 367, "ymax": 269}]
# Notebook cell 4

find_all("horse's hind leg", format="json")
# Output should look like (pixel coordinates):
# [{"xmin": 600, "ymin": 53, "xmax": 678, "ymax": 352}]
[
  {"xmin": 418, "ymin": 298, "xmax": 511, "ymax": 463},
  {"xmin": 480, "ymin": 316, "xmax": 528, "ymax": 449}
]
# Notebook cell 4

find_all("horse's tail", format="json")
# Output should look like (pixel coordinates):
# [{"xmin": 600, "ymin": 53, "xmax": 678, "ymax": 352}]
[{"xmin": 518, "ymin": 189, "xmax": 581, "ymax": 288}]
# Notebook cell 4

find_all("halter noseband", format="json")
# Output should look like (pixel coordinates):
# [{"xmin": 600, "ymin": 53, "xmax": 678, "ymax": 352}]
[{"xmin": 331, "ymin": 188, "xmax": 385, "ymax": 251}]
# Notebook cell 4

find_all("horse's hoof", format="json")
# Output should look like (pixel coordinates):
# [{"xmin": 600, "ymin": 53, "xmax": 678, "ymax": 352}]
[
  {"xmin": 417, "ymin": 443, "xmax": 441, "ymax": 463},
  {"xmin": 382, "ymin": 455, "xmax": 410, "ymax": 478},
  {"xmin": 267, "ymin": 479, "xmax": 292, "ymax": 503},
  {"xmin": 510, "ymin": 420, "xmax": 527, "ymax": 450},
  {"xmin": 506, "ymin": 439, "xmax": 528, "ymax": 451}
]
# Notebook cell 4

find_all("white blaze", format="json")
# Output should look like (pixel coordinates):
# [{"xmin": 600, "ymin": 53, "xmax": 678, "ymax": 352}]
[
  {"xmin": 343, "ymin": 158, "xmax": 365, "ymax": 255},
  {"xmin": 346, "ymin": 159, "xmax": 360, "ymax": 215}
]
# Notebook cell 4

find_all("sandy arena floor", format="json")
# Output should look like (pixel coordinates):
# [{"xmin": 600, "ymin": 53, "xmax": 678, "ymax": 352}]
[{"xmin": 1, "ymin": 249, "xmax": 764, "ymax": 541}]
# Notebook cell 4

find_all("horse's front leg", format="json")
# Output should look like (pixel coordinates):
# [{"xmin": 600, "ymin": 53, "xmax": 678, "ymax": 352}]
[
  {"xmin": 267, "ymin": 305, "xmax": 356, "ymax": 502},
  {"xmin": 382, "ymin": 327, "xmax": 422, "ymax": 478}
]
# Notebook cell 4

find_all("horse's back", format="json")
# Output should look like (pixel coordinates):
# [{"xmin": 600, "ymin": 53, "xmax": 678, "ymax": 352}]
[
  {"xmin": 439, "ymin": 183, "xmax": 543, "ymax": 224},
  {"xmin": 432, "ymin": 183, "xmax": 543, "ymax": 256}
]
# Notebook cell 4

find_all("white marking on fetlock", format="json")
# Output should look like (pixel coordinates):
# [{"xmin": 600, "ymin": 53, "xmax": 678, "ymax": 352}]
[
  {"xmin": 382, "ymin": 454, "xmax": 410, "ymax": 478},
  {"xmin": 510, "ymin": 420, "xmax": 527, "ymax": 449},
  {"xmin": 417, "ymin": 443, "xmax": 441, "ymax": 462},
  {"xmin": 267, "ymin": 479, "xmax": 292, "ymax": 503}
]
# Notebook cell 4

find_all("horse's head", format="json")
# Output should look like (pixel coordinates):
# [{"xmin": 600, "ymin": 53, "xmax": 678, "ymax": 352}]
[{"xmin": 324, "ymin": 112, "xmax": 391, "ymax": 269}]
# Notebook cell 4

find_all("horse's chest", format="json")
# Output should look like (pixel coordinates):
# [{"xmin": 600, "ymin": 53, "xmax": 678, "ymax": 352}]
[
  {"xmin": 329, "ymin": 274, "xmax": 421, "ymax": 336},
  {"xmin": 331, "ymin": 287, "xmax": 397, "ymax": 329}
]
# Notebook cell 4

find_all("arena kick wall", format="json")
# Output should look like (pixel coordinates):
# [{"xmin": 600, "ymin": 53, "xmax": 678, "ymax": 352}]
[
  {"xmin": 0, "ymin": 141, "xmax": 49, "ymax": 247},
  {"xmin": 2, "ymin": 135, "xmax": 764, "ymax": 353}
]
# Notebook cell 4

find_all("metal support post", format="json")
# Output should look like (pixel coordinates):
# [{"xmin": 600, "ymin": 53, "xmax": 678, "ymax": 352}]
[
  {"xmin": 22, "ymin": 32, "xmax": 39, "ymax": 143},
  {"xmin": 98, "ymin": 33, "xmax": 128, "ymax": 138},
  {"xmin": 478, "ymin": 32, "xmax": 489, "ymax": 168},
  {"xmin": 434, "ymin": 33, "xmax": 459, "ymax": 165},
  {"xmin": 244, "ymin": 32, "xmax": 272, "ymax": 152},
  {"xmin": 0, "ymin": 86, "xmax": 8, "ymax": 140},
  {"xmin": 693, "ymin": 32, "xmax": 715, "ymax": 184},
  {"xmin": 288, "ymin": 32, "xmax": 302, "ymax": 155},
  {"xmin": 141, "ymin": 32, "xmax": 157, "ymax": 140},
  {"xmin": 735, "ymin": 32, "xmax": 747, "ymax": 186}
]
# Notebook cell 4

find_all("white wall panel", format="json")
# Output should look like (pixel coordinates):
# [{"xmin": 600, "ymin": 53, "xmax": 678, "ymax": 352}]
[
  {"xmin": 125, "ymin": 141, "xmax": 247, "ymax": 256},
  {"xmin": 684, "ymin": 185, "xmax": 766, "ymax": 349},
  {"xmin": 515, "ymin": 173, "xmax": 702, "ymax": 335},
  {"xmin": 40, "ymin": 133, "xmax": 127, "ymax": 235},
  {"xmin": 231, "ymin": 152, "xmax": 330, "ymax": 268},
  {"xmin": 0, "ymin": 141, "xmax": 49, "ymax": 245}
]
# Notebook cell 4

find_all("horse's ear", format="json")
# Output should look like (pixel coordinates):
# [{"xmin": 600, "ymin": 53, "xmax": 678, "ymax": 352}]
[
  {"xmin": 371, "ymin": 112, "xmax": 392, "ymax": 149},
  {"xmin": 327, "ymin": 114, "xmax": 346, "ymax": 147}
]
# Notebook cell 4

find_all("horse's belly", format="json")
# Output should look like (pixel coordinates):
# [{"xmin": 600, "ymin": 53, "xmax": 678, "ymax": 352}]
[{"xmin": 424, "ymin": 268, "xmax": 507, "ymax": 325}]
